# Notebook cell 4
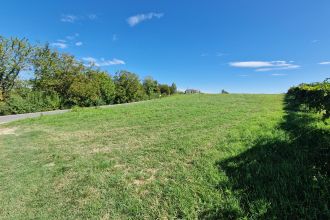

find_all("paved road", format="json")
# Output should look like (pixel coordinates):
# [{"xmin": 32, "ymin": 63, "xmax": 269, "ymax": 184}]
[
  {"xmin": 0, "ymin": 101, "xmax": 148, "ymax": 125},
  {"xmin": 0, "ymin": 109, "xmax": 70, "ymax": 124}
]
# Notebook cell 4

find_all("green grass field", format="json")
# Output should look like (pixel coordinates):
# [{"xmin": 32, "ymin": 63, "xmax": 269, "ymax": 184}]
[{"xmin": 0, "ymin": 94, "xmax": 329, "ymax": 219}]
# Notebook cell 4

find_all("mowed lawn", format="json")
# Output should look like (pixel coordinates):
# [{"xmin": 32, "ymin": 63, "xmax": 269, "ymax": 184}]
[{"xmin": 0, "ymin": 94, "xmax": 329, "ymax": 219}]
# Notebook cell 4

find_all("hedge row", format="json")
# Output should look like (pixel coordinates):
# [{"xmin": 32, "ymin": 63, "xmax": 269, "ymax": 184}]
[
  {"xmin": 287, "ymin": 78, "xmax": 330, "ymax": 120},
  {"xmin": 0, "ymin": 36, "xmax": 178, "ymax": 115}
]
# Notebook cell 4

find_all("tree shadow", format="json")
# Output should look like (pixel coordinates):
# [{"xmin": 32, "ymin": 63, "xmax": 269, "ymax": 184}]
[{"xmin": 201, "ymin": 95, "xmax": 330, "ymax": 219}]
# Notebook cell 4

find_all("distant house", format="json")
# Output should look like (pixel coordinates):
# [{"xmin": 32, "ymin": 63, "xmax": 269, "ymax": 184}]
[{"xmin": 185, "ymin": 89, "xmax": 201, "ymax": 94}]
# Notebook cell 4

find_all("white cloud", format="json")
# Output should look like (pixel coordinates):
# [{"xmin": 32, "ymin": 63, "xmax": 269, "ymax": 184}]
[
  {"xmin": 230, "ymin": 61, "xmax": 273, "ymax": 68},
  {"xmin": 319, "ymin": 61, "xmax": 330, "ymax": 65},
  {"xmin": 127, "ymin": 12, "xmax": 164, "ymax": 27},
  {"xmin": 75, "ymin": 42, "xmax": 83, "ymax": 46},
  {"xmin": 51, "ymin": 42, "xmax": 68, "ymax": 49},
  {"xmin": 271, "ymin": 73, "xmax": 287, "ymax": 76},
  {"xmin": 61, "ymin": 14, "xmax": 97, "ymax": 23},
  {"xmin": 82, "ymin": 57, "xmax": 125, "ymax": 67},
  {"xmin": 61, "ymin": 14, "xmax": 78, "ymax": 23},
  {"xmin": 312, "ymin": 40, "xmax": 320, "ymax": 43},
  {"xmin": 230, "ymin": 61, "xmax": 300, "ymax": 72},
  {"xmin": 82, "ymin": 57, "xmax": 97, "ymax": 63}
]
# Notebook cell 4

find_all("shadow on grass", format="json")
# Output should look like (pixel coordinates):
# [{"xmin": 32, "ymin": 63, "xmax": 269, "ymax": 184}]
[{"xmin": 201, "ymin": 96, "xmax": 330, "ymax": 219}]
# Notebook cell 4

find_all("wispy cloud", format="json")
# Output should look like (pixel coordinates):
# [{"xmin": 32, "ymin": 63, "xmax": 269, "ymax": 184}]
[
  {"xmin": 88, "ymin": 14, "xmax": 97, "ymax": 20},
  {"xmin": 127, "ymin": 12, "xmax": 164, "ymax": 27},
  {"xmin": 82, "ymin": 57, "xmax": 125, "ymax": 67},
  {"xmin": 112, "ymin": 34, "xmax": 118, "ymax": 41},
  {"xmin": 60, "ymin": 14, "xmax": 97, "ymax": 23},
  {"xmin": 52, "ymin": 33, "xmax": 82, "ymax": 49},
  {"xmin": 66, "ymin": 33, "xmax": 79, "ymax": 40},
  {"xmin": 61, "ymin": 14, "xmax": 78, "ymax": 23},
  {"xmin": 230, "ymin": 61, "xmax": 300, "ymax": 72},
  {"xmin": 319, "ymin": 61, "xmax": 330, "ymax": 65},
  {"xmin": 51, "ymin": 42, "xmax": 68, "ymax": 49},
  {"xmin": 271, "ymin": 73, "xmax": 287, "ymax": 76},
  {"xmin": 312, "ymin": 39, "xmax": 320, "ymax": 43}
]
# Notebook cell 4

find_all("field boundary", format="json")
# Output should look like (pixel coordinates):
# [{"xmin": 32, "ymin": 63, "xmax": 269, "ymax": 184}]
[{"xmin": 0, "ymin": 100, "xmax": 149, "ymax": 124}]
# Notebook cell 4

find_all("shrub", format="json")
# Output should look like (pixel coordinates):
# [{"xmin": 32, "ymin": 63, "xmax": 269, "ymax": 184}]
[
  {"xmin": 114, "ymin": 71, "xmax": 146, "ymax": 103},
  {"xmin": 287, "ymin": 78, "xmax": 330, "ymax": 120},
  {"xmin": 67, "ymin": 74, "xmax": 101, "ymax": 107},
  {"xmin": 143, "ymin": 76, "xmax": 160, "ymax": 99},
  {"xmin": 89, "ymin": 70, "xmax": 115, "ymax": 104},
  {"xmin": 0, "ymin": 91, "xmax": 61, "ymax": 115},
  {"xmin": 159, "ymin": 84, "xmax": 171, "ymax": 95},
  {"xmin": 170, "ymin": 83, "xmax": 177, "ymax": 94}
]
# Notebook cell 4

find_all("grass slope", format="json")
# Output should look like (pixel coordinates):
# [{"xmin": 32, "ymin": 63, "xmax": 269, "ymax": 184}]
[{"xmin": 0, "ymin": 94, "xmax": 329, "ymax": 219}]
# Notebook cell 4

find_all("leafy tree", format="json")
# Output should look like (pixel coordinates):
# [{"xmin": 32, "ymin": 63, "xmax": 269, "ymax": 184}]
[
  {"xmin": 143, "ymin": 76, "xmax": 160, "ymax": 98},
  {"xmin": 67, "ymin": 74, "xmax": 101, "ymax": 106},
  {"xmin": 114, "ymin": 71, "xmax": 146, "ymax": 103},
  {"xmin": 88, "ymin": 69, "xmax": 115, "ymax": 104},
  {"xmin": 31, "ymin": 44, "xmax": 61, "ymax": 94},
  {"xmin": 0, "ymin": 36, "xmax": 32, "ymax": 101},
  {"xmin": 221, "ymin": 89, "xmax": 229, "ymax": 94},
  {"xmin": 32, "ymin": 44, "xmax": 85, "ymax": 103},
  {"xmin": 170, "ymin": 83, "xmax": 177, "ymax": 94},
  {"xmin": 159, "ymin": 84, "xmax": 171, "ymax": 95}
]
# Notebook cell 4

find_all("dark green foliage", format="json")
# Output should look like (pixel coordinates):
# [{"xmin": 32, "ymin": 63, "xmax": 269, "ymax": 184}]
[
  {"xmin": 0, "ymin": 91, "xmax": 61, "ymax": 115},
  {"xmin": 159, "ymin": 84, "xmax": 171, "ymax": 95},
  {"xmin": 170, "ymin": 83, "xmax": 177, "ymax": 94},
  {"xmin": 114, "ymin": 71, "xmax": 146, "ymax": 103},
  {"xmin": 0, "ymin": 80, "xmax": 61, "ymax": 115},
  {"xmin": 143, "ymin": 76, "xmax": 160, "ymax": 99},
  {"xmin": 221, "ymin": 89, "xmax": 229, "ymax": 94},
  {"xmin": 67, "ymin": 70, "xmax": 115, "ymax": 107},
  {"xmin": 158, "ymin": 82, "xmax": 177, "ymax": 96},
  {"xmin": 287, "ymin": 78, "xmax": 330, "ymax": 120},
  {"xmin": 89, "ymin": 70, "xmax": 115, "ymax": 104},
  {"xmin": 67, "ymin": 75, "xmax": 101, "ymax": 107}
]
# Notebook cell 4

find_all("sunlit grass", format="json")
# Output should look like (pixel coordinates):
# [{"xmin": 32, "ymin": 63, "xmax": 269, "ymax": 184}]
[{"xmin": 0, "ymin": 94, "xmax": 328, "ymax": 219}]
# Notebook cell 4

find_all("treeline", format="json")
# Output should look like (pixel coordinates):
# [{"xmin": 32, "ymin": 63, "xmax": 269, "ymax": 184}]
[
  {"xmin": 0, "ymin": 36, "xmax": 177, "ymax": 115},
  {"xmin": 287, "ymin": 78, "xmax": 330, "ymax": 120}
]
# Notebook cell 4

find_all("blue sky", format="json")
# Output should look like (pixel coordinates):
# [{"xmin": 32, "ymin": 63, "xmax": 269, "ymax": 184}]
[{"xmin": 1, "ymin": 0, "xmax": 330, "ymax": 93}]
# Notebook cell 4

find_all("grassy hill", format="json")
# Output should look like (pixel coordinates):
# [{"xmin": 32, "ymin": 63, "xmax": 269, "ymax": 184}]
[{"xmin": 0, "ymin": 94, "xmax": 329, "ymax": 219}]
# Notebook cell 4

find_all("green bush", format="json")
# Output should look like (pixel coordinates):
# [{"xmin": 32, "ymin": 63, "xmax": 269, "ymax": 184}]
[
  {"xmin": 114, "ymin": 71, "xmax": 146, "ymax": 104},
  {"xmin": 67, "ymin": 75, "xmax": 101, "ymax": 107},
  {"xmin": 89, "ymin": 70, "xmax": 115, "ymax": 104},
  {"xmin": 158, "ymin": 84, "xmax": 171, "ymax": 95},
  {"xmin": 287, "ymin": 78, "xmax": 330, "ymax": 120},
  {"xmin": 0, "ymin": 91, "xmax": 61, "ymax": 115},
  {"xmin": 143, "ymin": 76, "xmax": 160, "ymax": 99}
]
